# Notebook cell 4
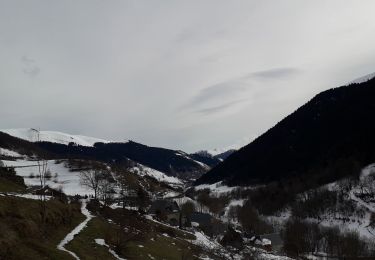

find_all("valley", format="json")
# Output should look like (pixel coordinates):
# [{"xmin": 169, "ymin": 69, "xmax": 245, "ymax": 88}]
[{"xmin": 1, "ymin": 77, "xmax": 375, "ymax": 259}]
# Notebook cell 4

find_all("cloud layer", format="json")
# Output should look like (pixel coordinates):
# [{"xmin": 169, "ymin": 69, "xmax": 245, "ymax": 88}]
[{"xmin": 1, "ymin": 1, "xmax": 375, "ymax": 152}]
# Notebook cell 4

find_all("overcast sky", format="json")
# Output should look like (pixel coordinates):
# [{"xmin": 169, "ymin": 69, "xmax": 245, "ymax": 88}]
[{"xmin": 1, "ymin": 1, "xmax": 375, "ymax": 152}]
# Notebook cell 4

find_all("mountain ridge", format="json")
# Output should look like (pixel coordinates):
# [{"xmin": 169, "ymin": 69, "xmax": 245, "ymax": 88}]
[{"xmin": 195, "ymin": 76, "xmax": 375, "ymax": 186}]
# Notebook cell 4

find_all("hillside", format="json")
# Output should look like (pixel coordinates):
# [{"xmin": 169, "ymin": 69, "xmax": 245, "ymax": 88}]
[
  {"xmin": 0, "ymin": 143, "xmax": 292, "ymax": 259},
  {"xmin": 1, "ymin": 130, "xmax": 209, "ymax": 180},
  {"xmin": 196, "ymin": 77, "xmax": 375, "ymax": 186}
]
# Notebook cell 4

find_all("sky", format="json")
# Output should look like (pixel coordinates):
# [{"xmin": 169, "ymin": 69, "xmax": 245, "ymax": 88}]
[{"xmin": 1, "ymin": 0, "xmax": 375, "ymax": 152}]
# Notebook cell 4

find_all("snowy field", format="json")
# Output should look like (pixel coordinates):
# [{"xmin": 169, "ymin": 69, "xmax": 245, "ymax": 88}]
[{"xmin": 2, "ymin": 159, "xmax": 93, "ymax": 196}]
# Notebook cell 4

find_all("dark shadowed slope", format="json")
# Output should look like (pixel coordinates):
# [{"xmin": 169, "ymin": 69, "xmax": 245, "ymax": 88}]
[{"xmin": 196, "ymin": 77, "xmax": 375, "ymax": 186}]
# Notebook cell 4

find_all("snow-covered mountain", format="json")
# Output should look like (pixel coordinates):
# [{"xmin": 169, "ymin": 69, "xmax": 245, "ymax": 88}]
[
  {"xmin": 0, "ymin": 129, "xmax": 210, "ymax": 181},
  {"xmin": 1, "ymin": 128, "xmax": 111, "ymax": 147},
  {"xmin": 194, "ymin": 149, "xmax": 236, "ymax": 161}
]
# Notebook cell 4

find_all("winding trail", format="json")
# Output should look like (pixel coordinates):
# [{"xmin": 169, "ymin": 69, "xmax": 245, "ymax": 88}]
[{"xmin": 57, "ymin": 199, "xmax": 93, "ymax": 259}]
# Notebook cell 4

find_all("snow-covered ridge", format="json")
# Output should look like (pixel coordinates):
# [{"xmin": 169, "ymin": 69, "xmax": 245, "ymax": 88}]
[
  {"xmin": 348, "ymin": 72, "xmax": 375, "ymax": 85},
  {"xmin": 130, "ymin": 164, "xmax": 183, "ymax": 185},
  {"xmin": 0, "ymin": 147, "xmax": 23, "ymax": 157},
  {"xmin": 175, "ymin": 152, "xmax": 210, "ymax": 169},
  {"xmin": 1, "ymin": 128, "xmax": 111, "ymax": 147}
]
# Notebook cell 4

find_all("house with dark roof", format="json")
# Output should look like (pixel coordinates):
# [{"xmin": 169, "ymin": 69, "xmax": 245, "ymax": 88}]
[
  {"xmin": 31, "ymin": 185, "xmax": 67, "ymax": 200},
  {"xmin": 148, "ymin": 199, "xmax": 181, "ymax": 226}
]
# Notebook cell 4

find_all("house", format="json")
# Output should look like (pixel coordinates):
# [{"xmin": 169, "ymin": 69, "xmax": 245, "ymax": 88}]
[
  {"xmin": 249, "ymin": 236, "xmax": 272, "ymax": 251},
  {"xmin": 31, "ymin": 185, "xmax": 67, "ymax": 200},
  {"xmin": 249, "ymin": 233, "xmax": 283, "ymax": 252},
  {"xmin": 260, "ymin": 233, "xmax": 283, "ymax": 252},
  {"xmin": 148, "ymin": 199, "xmax": 181, "ymax": 226}
]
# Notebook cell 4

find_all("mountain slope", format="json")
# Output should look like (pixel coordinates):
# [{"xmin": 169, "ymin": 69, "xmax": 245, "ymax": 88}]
[
  {"xmin": 36, "ymin": 141, "xmax": 208, "ymax": 179},
  {"xmin": 1, "ymin": 129, "xmax": 209, "ymax": 180},
  {"xmin": 196, "ymin": 77, "xmax": 375, "ymax": 186}
]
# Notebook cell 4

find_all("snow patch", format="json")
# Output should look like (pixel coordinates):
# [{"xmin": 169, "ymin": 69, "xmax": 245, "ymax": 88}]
[
  {"xmin": 195, "ymin": 181, "xmax": 238, "ymax": 195},
  {"xmin": 94, "ymin": 239, "xmax": 126, "ymax": 260},
  {"xmin": 192, "ymin": 231, "xmax": 221, "ymax": 250}
]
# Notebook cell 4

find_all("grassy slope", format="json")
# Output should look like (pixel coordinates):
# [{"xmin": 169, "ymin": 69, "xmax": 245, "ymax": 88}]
[
  {"xmin": 0, "ymin": 196, "xmax": 84, "ymax": 260},
  {"xmin": 0, "ymin": 177, "xmax": 26, "ymax": 192},
  {"xmin": 66, "ymin": 207, "xmax": 211, "ymax": 260}
]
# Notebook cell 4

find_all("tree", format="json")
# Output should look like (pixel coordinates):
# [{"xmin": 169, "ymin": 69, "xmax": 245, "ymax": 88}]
[
  {"xmin": 113, "ymin": 168, "xmax": 139, "ymax": 210},
  {"xmin": 283, "ymin": 219, "xmax": 310, "ymax": 257},
  {"xmin": 197, "ymin": 190, "xmax": 210, "ymax": 212},
  {"xmin": 79, "ymin": 168, "xmax": 106, "ymax": 199},
  {"xmin": 136, "ymin": 187, "xmax": 150, "ymax": 211},
  {"xmin": 181, "ymin": 201, "xmax": 195, "ymax": 220},
  {"xmin": 337, "ymin": 231, "xmax": 365, "ymax": 258},
  {"xmin": 33, "ymin": 129, "xmax": 49, "ymax": 224},
  {"xmin": 98, "ymin": 175, "xmax": 116, "ymax": 206},
  {"xmin": 370, "ymin": 212, "xmax": 375, "ymax": 227},
  {"xmin": 238, "ymin": 200, "xmax": 273, "ymax": 234},
  {"xmin": 227, "ymin": 205, "xmax": 240, "ymax": 222}
]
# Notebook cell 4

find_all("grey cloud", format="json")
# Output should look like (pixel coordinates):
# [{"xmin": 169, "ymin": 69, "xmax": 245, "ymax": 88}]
[
  {"xmin": 250, "ymin": 67, "xmax": 301, "ymax": 80},
  {"xmin": 21, "ymin": 55, "xmax": 40, "ymax": 78},
  {"xmin": 23, "ymin": 67, "xmax": 40, "ymax": 77},
  {"xmin": 21, "ymin": 55, "xmax": 35, "ymax": 64},
  {"xmin": 180, "ymin": 76, "xmax": 251, "ymax": 117},
  {"xmin": 196, "ymin": 99, "xmax": 247, "ymax": 115},
  {"xmin": 188, "ymin": 81, "xmax": 248, "ymax": 107},
  {"xmin": 187, "ymin": 67, "xmax": 300, "ymax": 112}
]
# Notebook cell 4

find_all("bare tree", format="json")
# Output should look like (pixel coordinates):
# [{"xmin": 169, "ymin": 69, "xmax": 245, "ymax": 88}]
[
  {"xmin": 79, "ymin": 168, "xmax": 105, "ymax": 199},
  {"xmin": 98, "ymin": 176, "xmax": 115, "ymax": 206},
  {"xmin": 32, "ymin": 129, "xmax": 49, "ymax": 189},
  {"xmin": 34, "ymin": 129, "xmax": 49, "ymax": 223}
]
